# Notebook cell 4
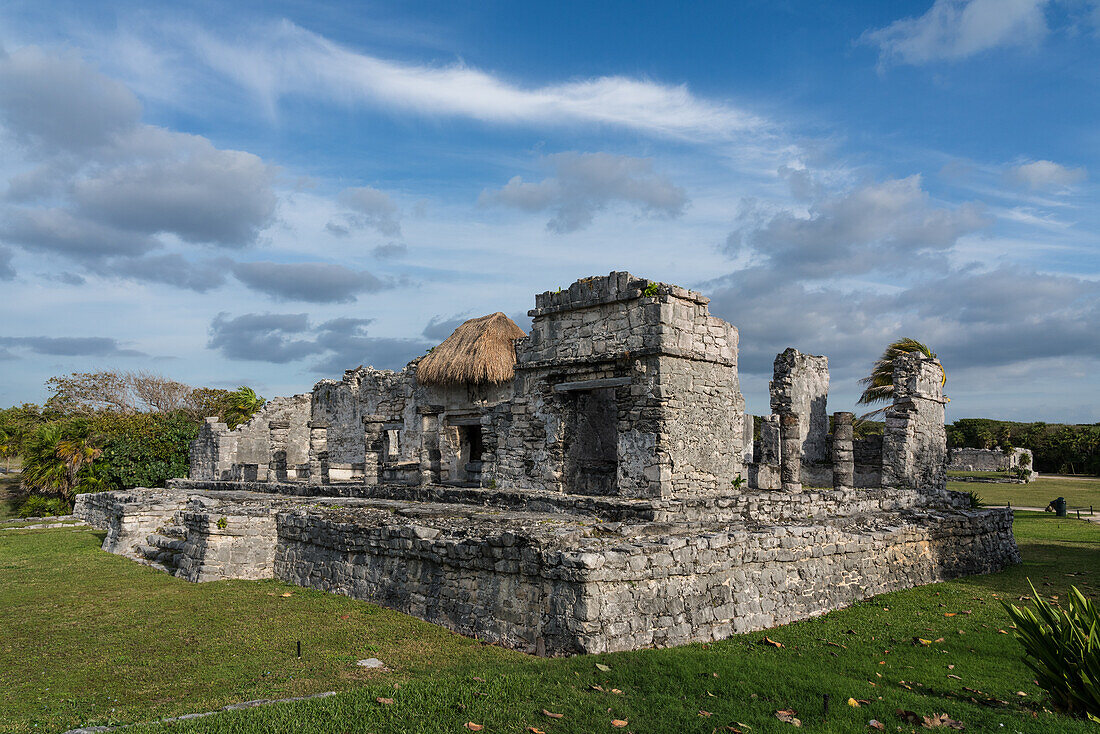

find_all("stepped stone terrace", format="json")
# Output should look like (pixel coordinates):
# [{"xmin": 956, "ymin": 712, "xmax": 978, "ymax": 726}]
[{"xmin": 76, "ymin": 272, "xmax": 1020, "ymax": 656}]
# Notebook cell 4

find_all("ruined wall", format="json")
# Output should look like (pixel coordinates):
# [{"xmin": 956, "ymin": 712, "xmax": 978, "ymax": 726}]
[
  {"xmin": 188, "ymin": 418, "xmax": 235, "ymax": 481},
  {"xmin": 769, "ymin": 348, "xmax": 830, "ymax": 465},
  {"xmin": 488, "ymin": 272, "xmax": 743, "ymax": 498},
  {"xmin": 273, "ymin": 504, "xmax": 1018, "ymax": 656},
  {"xmin": 949, "ymin": 448, "xmax": 1033, "ymax": 474},
  {"xmin": 854, "ymin": 435, "xmax": 884, "ymax": 488},
  {"xmin": 882, "ymin": 354, "xmax": 947, "ymax": 492}
]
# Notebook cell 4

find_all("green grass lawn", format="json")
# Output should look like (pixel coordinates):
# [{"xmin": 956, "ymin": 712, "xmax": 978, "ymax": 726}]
[
  {"xmin": 1, "ymin": 514, "xmax": 1098, "ymax": 734},
  {"xmin": 946, "ymin": 469, "xmax": 1016, "ymax": 479},
  {"xmin": 951, "ymin": 475, "xmax": 1100, "ymax": 512}
]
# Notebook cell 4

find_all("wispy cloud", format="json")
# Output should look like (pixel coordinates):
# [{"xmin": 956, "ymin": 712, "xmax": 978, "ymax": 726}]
[
  {"xmin": 863, "ymin": 0, "xmax": 1049, "ymax": 66},
  {"xmin": 187, "ymin": 20, "xmax": 767, "ymax": 142}
]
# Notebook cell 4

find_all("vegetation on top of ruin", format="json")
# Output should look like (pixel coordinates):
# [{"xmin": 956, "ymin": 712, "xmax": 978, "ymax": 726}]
[
  {"xmin": 0, "ymin": 513, "xmax": 1097, "ymax": 733},
  {"xmin": 857, "ymin": 337, "xmax": 942, "ymax": 416}
]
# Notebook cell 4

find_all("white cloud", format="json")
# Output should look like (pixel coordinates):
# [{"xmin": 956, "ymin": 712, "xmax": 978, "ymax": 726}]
[
  {"xmin": 333, "ymin": 186, "xmax": 402, "ymax": 237},
  {"xmin": 863, "ymin": 0, "xmax": 1049, "ymax": 66},
  {"xmin": 729, "ymin": 174, "xmax": 989, "ymax": 277},
  {"xmin": 188, "ymin": 20, "xmax": 766, "ymax": 142},
  {"xmin": 479, "ymin": 152, "xmax": 687, "ymax": 233},
  {"xmin": 0, "ymin": 45, "xmax": 279, "ymax": 280},
  {"xmin": 1005, "ymin": 159, "xmax": 1087, "ymax": 190}
]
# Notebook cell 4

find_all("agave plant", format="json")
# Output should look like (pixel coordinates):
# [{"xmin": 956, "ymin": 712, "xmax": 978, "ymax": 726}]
[
  {"xmin": 1003, "ymin": 581, "xmax": 1100, "ymax": 721},
  {"xmin": 857, "ymin": 338, "xmax": 944, "ymax": 418}
]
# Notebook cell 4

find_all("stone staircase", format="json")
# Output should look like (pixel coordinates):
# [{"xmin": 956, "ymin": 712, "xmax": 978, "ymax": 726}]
[{"xmin": 134, "ymin": 523, "xmax": 187, "ymax": 573}]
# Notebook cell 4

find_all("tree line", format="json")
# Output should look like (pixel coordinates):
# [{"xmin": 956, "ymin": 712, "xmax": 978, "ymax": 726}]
[
  {"xmin": 0, "ymin": 371, "xmax": 266, "ymax": 517},
  {"xmin": 947, "ymin": 418, "xmax": 1100, "ymax": 476}
]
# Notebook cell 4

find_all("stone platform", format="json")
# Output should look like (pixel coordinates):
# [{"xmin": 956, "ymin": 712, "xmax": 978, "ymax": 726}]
[{"xmin": 76, "ymin": 482, "xmax": 1019, "ymax": 656}]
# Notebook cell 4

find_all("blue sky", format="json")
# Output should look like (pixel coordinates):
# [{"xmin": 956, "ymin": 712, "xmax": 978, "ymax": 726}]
[{"xmin": 1, "ymin": 0, "xmax": 1098, "ymax": 422}]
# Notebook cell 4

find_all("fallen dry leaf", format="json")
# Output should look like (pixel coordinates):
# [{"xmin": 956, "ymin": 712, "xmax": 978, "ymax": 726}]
[
  {"xmin": 611, "ymin": 719, "xmax": 628, "ymax": 728},
  {"xmin": 472, "ymin": 676, "xmax": 486, "ymax": 682},
  {"xmin": 595, "ymin": 663, "xmax": 611, "ymax": 672},
  {"xmin": 375, "ymin": 697, "xmax": 394, "ymax": 705},
  {"xmin": 699, "ymin": 709, "xmax": 712, "ymax": 717},
  {"xmin": 610, "ymin": 689, "xmax": 623, "ymax": 694},
  {"xmin": 541, "ymin": 710, "xmax": 564, "ymax": 719},
  {"xmin": 339, "ymin": 614, "xmax": 350, "ymax": 620},
  {"xmin": 762, "ymin": 637, "xmax": 784, "ymax": 648},
  {"xmin": 944, "ymin": 612, "xmax": 956, "ymax": 617},
  {"xmin": 280, "ymin": 592, "xmax": 293, "ymax": 597},
  {"xmin": 921, "ymin": 712, "xmax": 965, "ymax": 729},
  {"xmin": 868, "ymin": 721, "xmax": 886, "ymax": 731},
  {"xmin": 947, "ymin": 674, "xmax": 962, "ymax": 680},
  {"xmin": 775, "ymin": 709, "xmax": 801, "ymax": 727},
  {"xmin": 464, "ymin": 723, "xmax": 483, "ymax": 731},
  {"xmin": 527, "ymin": 728, "xmax": 545, "ymax": 734},
  {"xmin": 848, "ymin": 698, "xmax": 861, "ymax": 707},
  {"xmin": 914, "ymin": 637, "xmax": 932, "ymax": 646}
]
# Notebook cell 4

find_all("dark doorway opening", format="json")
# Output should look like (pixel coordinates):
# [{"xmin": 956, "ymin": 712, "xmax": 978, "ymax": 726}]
[
  {"xmin": 564, "ymin": 387, "xmax": 619, "ymax": 495},
  {"xmin": 459, "ymin": 425, "xmax": 484, "ymax": 484}
]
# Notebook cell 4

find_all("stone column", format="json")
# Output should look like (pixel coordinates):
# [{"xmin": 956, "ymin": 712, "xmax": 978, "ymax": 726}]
[
  {"xmin": 362, "ymin": 416, "xmax": 385, "ymax": 486},
  {"xmin": 881, "ymin": 353, "xmax": 947, "ymax": 492},
  {"xmin": 308, "ymin": 421, "xmax": 329, "ymax": 485},
  {"xmin": 742, "ymin": 414, "xmax": 755, "ymax": 465},
  {"xmin": 769, "ymin": 348, "xmax": 830, "ymax": 464},
  {"xmin": 268, "ymin": 420, "xmax": 290, "ymax": 482},
  {"xmin": 831, "ymin": 412, "xmax": 854, "ymax": 489},
  {"xmin": 752, "ymin": 414, "xmax": 781, "ymax": 490},
  {"xmin": 779, "ymin": 413, "xmax": 802, "ymax": 492}
]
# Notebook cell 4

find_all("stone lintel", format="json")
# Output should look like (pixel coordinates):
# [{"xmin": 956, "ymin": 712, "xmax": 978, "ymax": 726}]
[
  {"xmin": 268, "ymin": 420, "xmax": 291, "ymax": 430},
  {"xmin": 553, "ymin": 376, "xmax": 632, "ymax": 393}
]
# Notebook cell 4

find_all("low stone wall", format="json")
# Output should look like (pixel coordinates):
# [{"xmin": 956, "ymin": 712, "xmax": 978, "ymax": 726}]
[
  {"xmin": 75, "ymin": 490, "xmax": 187, "ymax": 554},
  {"xmin": 81, "ymin": 485, "xmax": 1019, "ymax": 657},
  {"xmin": 177, "ymin": 505, "xmax": 279, "ymax": 582},
  {"xmin": 273, "ymin": 503, "xmax": 1018, "ymax": 655},
  {"xmin": 949, "ymin": 448, "xmax": 1035, "ymax": 480}
]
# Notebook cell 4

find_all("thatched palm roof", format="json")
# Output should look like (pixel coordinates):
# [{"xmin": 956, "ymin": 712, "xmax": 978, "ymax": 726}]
[{"xmin": 416, "ymin": 312, "xmax": 526, "ymax": 386}]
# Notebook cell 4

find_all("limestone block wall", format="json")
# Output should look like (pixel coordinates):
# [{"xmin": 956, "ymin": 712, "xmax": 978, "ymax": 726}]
[
  {"xmin": 949, "ymin": 448, "xmax": 1033, "ymax": 473},
  {"xmin": 176, "ymin": 508, "xmax": 278, "ymax": 582},
  {"xmin": 572, "ymin": 509, "xmax": 1017, "ymax": 654},
  {"xmin": 74, "ymin": 490, "xmax": 188, "ymax": 555},
  {"xmin": 854, "ymin": 435, "xmax": 884, "ymax": 488},
  {"xmin": 273, "ymin": 504, "xmax": 1018, "ymax": 656},
  {"xmin": 882, "ymin": 354, "xmax": 947, "ymax": 492},
  {"xmin": 769, "ymin": 348, "xmax": 830, "ymax": 465},
  {"xmin": 489, "ymin": 272, "xmax": 744, "ymax": 498}
]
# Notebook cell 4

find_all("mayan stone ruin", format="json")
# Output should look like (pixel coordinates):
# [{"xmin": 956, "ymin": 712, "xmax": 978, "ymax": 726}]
[{"xmin": 76, "ymin": 272, "xmax": 1020, "ymax": 656}]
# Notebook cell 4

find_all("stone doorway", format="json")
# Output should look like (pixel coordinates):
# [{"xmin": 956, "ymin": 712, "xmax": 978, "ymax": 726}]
[
  {"xmin": 564, "ymin": 388, "xmax": 619, "ymax": 495},
  {"xmin": 458, "ymin": 424, "xmax": 484, "ymax": 484}
]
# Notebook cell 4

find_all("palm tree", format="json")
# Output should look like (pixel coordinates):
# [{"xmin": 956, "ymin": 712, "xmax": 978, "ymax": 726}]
[
  {"xmin": 224, "ymin": 386, "xmax": 266, "ymax": 429},
  {"xmin": 857, "ymin": 338, "xmax": 944, "ymax": 418},
  {"xmin": 20, "ymin": 422, "xmax": 103, "ymax": 503}
]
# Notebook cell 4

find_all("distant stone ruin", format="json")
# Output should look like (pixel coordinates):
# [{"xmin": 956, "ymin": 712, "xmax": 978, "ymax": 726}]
[{"xmin": 76, "ymin": 272, "xmax": 1019, "ymax": 655}]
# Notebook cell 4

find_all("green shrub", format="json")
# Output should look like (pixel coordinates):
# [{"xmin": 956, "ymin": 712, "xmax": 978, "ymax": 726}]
[
  {"xmin": 17, "ymin": 494, "xmax": 71, "ymax": 518},
  {"xmin": 1003, "ymin": 581, "xmax": 1100, "ymax": 721},
  {"xmin": 965, "ymin": 490, "xmax": 985, "ymax": 508},
  {"xmin": 89, "ymin": 412, "xmax": 199, "ymax": 490}
]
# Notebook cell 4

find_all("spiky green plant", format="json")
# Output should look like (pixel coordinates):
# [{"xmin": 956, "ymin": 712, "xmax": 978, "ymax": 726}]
[
  {"xmin": 224, "ymin": 386, "xmax": 266, "ymax": 429},
  {"xmin": 857, "ymin": 338, "xmax": 943, "ymax": 417},
  {"xmin": 1003, "ymin": 581, "xmax": 1100, "ymax": 721}
]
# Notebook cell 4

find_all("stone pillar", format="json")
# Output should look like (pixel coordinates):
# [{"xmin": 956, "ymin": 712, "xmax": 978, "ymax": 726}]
[
  {"xmin": 742, "ymin": 414, "xmax": 755, "ymax": 465},
  {"xmin": 752, "ymin": 414, "xmax": 781, "ymax": 490},
  {"xmin": 770, "ymin": 348, "xmax": 830, "ymax": 464},
  {"xmin": 831, "ymin": 412, "xmax": 854, "ymax": 489},
  {"xmin": 362, "ymin": 416, "xmax": 385, "ymax": 486},
  {"xmin": 308, "ymin": 421, "xmax": 329, "ymax": 485},
  {"xmin": 268, "ymin": 420, "xmax": 290, "ymax": 482},
  {"xmin": 881, "ymin": 353, "xmax": 947, "ymax": 492},
  {"xmin": 779, "ymin": 413, "xmax": 802, "ymax": 492},
  {"xmin": 417, "ymin": 406, "xmax": 443, "ymax": 486}
]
